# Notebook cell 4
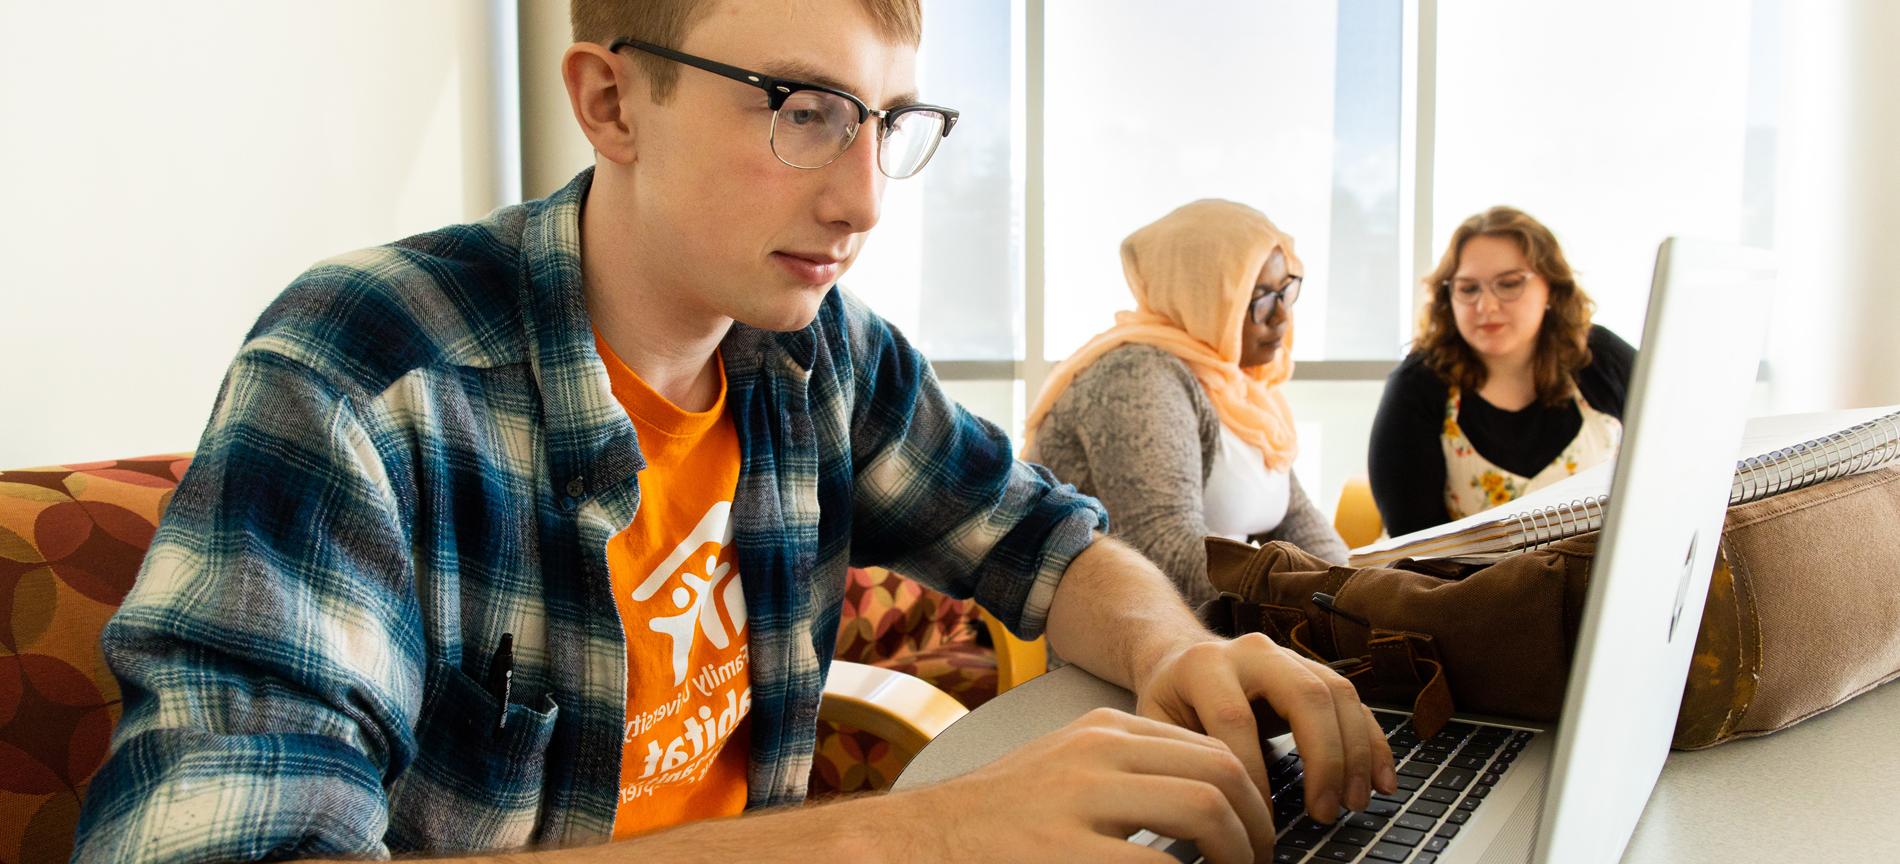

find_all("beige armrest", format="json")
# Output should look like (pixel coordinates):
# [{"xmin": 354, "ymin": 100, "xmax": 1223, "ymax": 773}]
[
  {"xmin": 979, "ymin": 607, "xmax": 1049, "ymax": 694},
  {"xmin": 820, "ymin": 660, "xmax": 970, "ymax": 762}
]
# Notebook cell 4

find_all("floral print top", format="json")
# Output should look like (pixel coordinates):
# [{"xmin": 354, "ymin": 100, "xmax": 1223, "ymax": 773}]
[{"xmin": 1440, "ymin": 384, "xmax": 1622, "ymax": 520}]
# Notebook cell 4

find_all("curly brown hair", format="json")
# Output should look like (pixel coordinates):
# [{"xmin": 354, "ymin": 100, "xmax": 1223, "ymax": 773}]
[
  {"xmin": 1416, "ymin": 206, "xmax": 1596, "ymax": 407},
  {"xmin": 571, "ymin": 0, "xmax": 923, "ymax": 103}
]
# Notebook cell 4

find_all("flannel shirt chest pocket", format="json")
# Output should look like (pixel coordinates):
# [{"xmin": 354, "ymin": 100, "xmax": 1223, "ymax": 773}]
[{"xmin": 384, "ymin": 658, "xmax": 560, "ymax": 853}]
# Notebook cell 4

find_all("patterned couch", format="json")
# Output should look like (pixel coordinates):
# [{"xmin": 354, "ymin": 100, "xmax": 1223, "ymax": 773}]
[
  {"xmin": 0, "ymin": 454, "xmax": 1037, "ymax": 861},
  {"xmin": 808, "ymin": 567, "xmax": 1014, "ymax": 796},
  {"xmin": 0, "ymin": 455, "xmax": 190, "ymax": 864}
]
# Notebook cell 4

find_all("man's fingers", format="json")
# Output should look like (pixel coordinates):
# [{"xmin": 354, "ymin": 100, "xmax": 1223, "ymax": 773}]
[
  {"xmin": 1129, "ymin": 634, "xmax": 1403, "ymax": 825},
  {"xmin": 1240, "ymin": 639, "xmax": 1352, "ymax": 821},
  {"xmin": 1364, "ymin": 704, "xmax": 1399, "ymax": 793},
  {"xmin": 1083, "ymin": 774, "xmax": 1260, "ymax": 864},
  {"xmin": 1148, "ymin": 654, "xmax": 1274, "ymax": 797},
  {"xmin": 1057, "ymin": 709, "xmax": 1276, "ymax": 858},
  {"xmin": 1069, "ymin": 838, "xmax": 1185, "ymax": 864},
  {"xmin": 1077, "ymin": 706, "xmax": 1224, "ymax": 751},
  {"xmin": 1311, "ymin": 659, "xmax": 1375, "ymax": 811},
  {"xmin": 1100, "ymin": 732, "xmax": 1276, "ymax": 852},
  {"xmin": 1133, "ymin": 689, "xmax": 1205, "ymax": 734}
]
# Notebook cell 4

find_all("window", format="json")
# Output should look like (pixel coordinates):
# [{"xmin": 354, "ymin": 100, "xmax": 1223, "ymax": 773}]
[
  {"xmin": 1431, "ymin": 0, "xmax": 1767, "ymax": 345},
  {"xmin": 1042, "ymin": 0, "xmax": 1406, "ymax": 364},
  {"xmin": 878, "ymin": 0, "xmax": 1784, "ymax": 517},
  {"xmin": 846, "ymin": 0, "xmax": 1023, "ymax": 363}
]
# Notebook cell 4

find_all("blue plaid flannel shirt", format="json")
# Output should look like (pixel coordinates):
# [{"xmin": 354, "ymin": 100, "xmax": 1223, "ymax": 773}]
[{"xmin": 72, "ymin": 168, "xmax": 1107, "ymax": 862}]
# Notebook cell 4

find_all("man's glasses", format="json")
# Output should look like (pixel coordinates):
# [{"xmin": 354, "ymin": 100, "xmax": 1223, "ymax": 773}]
[
  {"xmin": 610, "ymin": 37, "xmax": 960, "ymax": 180},
  {"xmin": 1446, "ymin": 270, "xmax": 1534, "ymax": 306},
  {"xmin": 1249, "ymin": 276, "xmax": 1302, "ymax": 325}
]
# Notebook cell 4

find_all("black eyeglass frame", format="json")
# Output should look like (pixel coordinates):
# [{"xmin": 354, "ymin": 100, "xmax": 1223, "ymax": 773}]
[
  {"xmin": 1249, "ymin": 276, "xmax": 1303, "ymax": 325},
  {"xmin": 608, "ymin": 37, "xmax": 960, "ymax": 175}
]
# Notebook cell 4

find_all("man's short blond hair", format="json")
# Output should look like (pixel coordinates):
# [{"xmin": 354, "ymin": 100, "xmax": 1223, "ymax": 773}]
[{"xmin": 572, "ymin": 0, "xmax": 923, "ymax": 102}]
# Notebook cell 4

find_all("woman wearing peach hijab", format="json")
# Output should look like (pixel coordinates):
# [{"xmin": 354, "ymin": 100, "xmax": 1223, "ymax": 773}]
[{"xmin": 1024, "ymin": 200, "xmax": 1347, "ymax": 608}]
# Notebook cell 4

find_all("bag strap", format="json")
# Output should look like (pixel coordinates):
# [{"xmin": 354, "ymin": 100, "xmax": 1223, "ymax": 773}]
[
  {"xmin": 1207, "ymin": 591, "xmax": 1304, "ymax": 644},
  {"xmin": 1359, "ymin": 631, "xmax": 1455, "ymax": 740}
]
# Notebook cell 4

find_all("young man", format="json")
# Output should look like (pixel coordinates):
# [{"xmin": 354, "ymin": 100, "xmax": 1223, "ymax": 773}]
[{"xmin": 73, "ymin": 1, "xmax": 1395, "ymax": 861}]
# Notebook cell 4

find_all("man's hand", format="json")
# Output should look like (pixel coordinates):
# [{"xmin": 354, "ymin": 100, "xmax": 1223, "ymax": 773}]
[
  {"xmin": 1134, "ymin": 632, "xmax": 1398, "ymax": 822},
  {"xmin": 1040, "ymin": 534, "xmax": 1397, "ymax": 847},
  {"xmin": 909, "ymin": 707, "xmax": 1276, "ymax": 864}
]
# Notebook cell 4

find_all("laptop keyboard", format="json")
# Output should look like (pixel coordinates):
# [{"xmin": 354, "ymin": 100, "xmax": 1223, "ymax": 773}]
[{"xmin": 1237, "ymin": 712, "xmax": 1537, "ymax": 864}]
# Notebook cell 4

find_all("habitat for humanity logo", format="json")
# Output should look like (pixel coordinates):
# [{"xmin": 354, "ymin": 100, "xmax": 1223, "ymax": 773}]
[{"xmin": 630, "ymin": 501, "xmax": 747, "ymax": 685}]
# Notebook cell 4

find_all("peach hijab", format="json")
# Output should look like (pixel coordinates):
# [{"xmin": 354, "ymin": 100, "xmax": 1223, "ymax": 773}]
[{"xmin": 1024, "ymin": 199, "xmax": 1299, "ymax": 470}]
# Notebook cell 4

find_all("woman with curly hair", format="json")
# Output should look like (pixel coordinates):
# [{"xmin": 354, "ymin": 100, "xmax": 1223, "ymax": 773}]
[{"xmin": 1368, "ymin": 206, "xmax": 1635, "ymax": 536}]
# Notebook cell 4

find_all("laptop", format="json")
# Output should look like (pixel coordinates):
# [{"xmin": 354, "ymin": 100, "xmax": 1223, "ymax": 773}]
[{"xmin": 1138, "ymin": 237, "xmax": 1775, "ymax": 863}]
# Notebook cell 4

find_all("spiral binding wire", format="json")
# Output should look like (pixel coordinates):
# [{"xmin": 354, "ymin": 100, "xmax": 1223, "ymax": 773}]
[
  {"xmin": 1509, "ymin": 495, "xmax": 1610, "ymax": 550},
  {"xmin": 1729, "ymin": 412, "xmax": 1900, "ymax": 504},
  {"xmin": 1507, "ymin": 411, "xmax": 1900, "ymax": 551}
]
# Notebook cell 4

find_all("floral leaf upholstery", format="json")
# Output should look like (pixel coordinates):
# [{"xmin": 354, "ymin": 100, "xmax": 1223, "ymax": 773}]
[
  {"xmin": 0, "ymin": 455, "xmax": 191, "ymax": 864},
  {"xmin": 808, "ymin": 567, "xmax": 1000, "ymax": 796},
  {"xmin": 831, "ymin": 564, "xmax": 982, "ymax": 662},
  {"xmin": 805, "ymin": 721, "xmax": 909, "ymax": 800}
]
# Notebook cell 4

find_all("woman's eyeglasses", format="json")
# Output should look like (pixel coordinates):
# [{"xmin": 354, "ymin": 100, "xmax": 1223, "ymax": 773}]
[
  {"xmin": 1446, "ymin": 270, "xmax": 1534, "ymax": 306},
  {"xmin": 1249, "ymin": 276, "xmax": 1303, "ymax": 325}
]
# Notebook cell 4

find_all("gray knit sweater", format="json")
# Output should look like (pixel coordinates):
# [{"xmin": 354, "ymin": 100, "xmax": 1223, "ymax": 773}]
[{"xmin": 1025, "ymin": 344, "xmax": 1349, "ymax": 608}]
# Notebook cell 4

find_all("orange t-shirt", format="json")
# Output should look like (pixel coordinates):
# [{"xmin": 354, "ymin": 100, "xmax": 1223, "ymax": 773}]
[{"xmin": 595, "ymin": 332, "xmax": 752, "ymax": 840}]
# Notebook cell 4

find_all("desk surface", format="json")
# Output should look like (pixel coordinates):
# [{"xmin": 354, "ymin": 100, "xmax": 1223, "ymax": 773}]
[{"xmin": 895, "ymin": 665, "xmax": 1900, "ymax": 861}]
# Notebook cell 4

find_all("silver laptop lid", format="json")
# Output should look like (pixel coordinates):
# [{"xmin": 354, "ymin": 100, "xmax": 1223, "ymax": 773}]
[{"xmin": 1533, "ymin": 238, "xmax": 1774, "ymax": 863}]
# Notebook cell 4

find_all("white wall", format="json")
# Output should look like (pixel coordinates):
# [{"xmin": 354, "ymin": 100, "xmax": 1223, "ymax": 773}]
[
  {"xmin": 1764, "ymin": 0, "xmax": 1900, "ymax": 412},
  {"xmin": 0, "ymin": 2, "xmax": 512, "ymax": 467},
  {"xmin": 518, "ymin": 0, "xmax": 595, "ymax": 200}
]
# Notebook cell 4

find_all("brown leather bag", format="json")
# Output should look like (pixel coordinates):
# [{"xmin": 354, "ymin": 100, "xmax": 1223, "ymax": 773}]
[
  {"xmin": 1205, "ymin": 465, "xmax": 1900, "ymax": 749},
  {"xmin": 1202, "ymin": 534, "xmax": 1593, "ymax": 741}
]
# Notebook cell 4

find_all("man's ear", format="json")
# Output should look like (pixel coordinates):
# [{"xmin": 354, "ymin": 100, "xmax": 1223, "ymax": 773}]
[{"xmin": 563, "ymin": 42, "xmax": 639, "ymax": 164}]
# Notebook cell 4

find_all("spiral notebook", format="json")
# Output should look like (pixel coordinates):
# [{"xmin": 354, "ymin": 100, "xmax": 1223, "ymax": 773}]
[{"xmin": 1348, "ymin": 405, "xmax": 1900, "ymax": 567}]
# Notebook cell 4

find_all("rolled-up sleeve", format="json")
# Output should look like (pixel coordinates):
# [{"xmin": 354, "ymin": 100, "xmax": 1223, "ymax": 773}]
[
  {"xmin": 839, "ymin": 297, "xmax": 1107, "ymax": 640},
  {"xmin": 75, "ymin": 348, "xmax": 422, "ymax": 863}
]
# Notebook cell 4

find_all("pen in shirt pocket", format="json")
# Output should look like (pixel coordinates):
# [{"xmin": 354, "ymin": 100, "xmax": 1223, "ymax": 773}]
[{"xmin": 486, "ymin": 632, "xmax": 515, "ymax": 734}]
